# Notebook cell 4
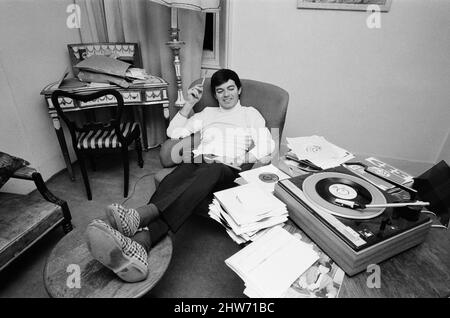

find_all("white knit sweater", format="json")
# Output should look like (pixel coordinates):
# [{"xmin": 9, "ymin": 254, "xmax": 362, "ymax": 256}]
[{"xmin": 167, "ymin": 101, "xmax": 275, "ymax": 160}]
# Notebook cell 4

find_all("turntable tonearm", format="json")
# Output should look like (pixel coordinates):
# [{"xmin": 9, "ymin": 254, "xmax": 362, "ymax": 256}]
[{"xmin": 274, "ymin": 165, "xmax": 432, "ymax": 276}]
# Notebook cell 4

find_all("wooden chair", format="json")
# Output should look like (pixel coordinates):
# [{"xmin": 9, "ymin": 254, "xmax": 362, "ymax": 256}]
[{"xmin": 51, "ymin": 89, "xmax": 144, "ymax": 200}]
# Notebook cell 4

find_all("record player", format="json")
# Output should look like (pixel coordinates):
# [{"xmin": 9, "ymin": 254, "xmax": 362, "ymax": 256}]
[{"xmin": 274, "ymin": 164, "xmax": 433, "ymax": 276}]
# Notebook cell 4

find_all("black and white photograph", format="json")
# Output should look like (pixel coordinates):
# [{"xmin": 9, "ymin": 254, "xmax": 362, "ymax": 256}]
[{"xmin": 0, "ymin": 0, "xmax": 449, "ymax": 304}]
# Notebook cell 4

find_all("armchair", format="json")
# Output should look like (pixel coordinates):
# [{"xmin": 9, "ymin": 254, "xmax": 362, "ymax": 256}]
[
  {"xmin": 0, "ymin": 167, "xmax": 72, "ymax": 271},
  {"xmin": 155, "ymin": 78, "xmax": 289, "ymax": 186}
]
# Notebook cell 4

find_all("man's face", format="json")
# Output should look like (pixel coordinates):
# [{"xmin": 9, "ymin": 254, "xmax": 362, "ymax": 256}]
[{"xmin": 214, "ymin": 79, "xmax": 242, "ymax": 110}]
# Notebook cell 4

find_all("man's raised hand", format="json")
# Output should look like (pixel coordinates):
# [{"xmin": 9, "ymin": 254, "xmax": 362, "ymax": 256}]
[
  {"xmin": 180, "ymin": 84, "xmax": 204, "ymax": 117},
  {"xmin": 186, "ymin": 84, "xmax": 203, "ymax": 105}
]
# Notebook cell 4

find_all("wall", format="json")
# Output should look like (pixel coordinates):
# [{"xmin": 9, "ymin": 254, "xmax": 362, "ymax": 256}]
[
  {"xmin": 0, "ymin": 0, "xmax": 81, "ymax": 193},
  {"xmin": 0, "ymin": 60, "xmax": 34, "ymax": 193},
  {"xmin": 227, "ymin": 0, "xmax": 450, "ymax": 165},
  {"xmin": 436, "ymin": 129, "xmax": 450, "ymax": 164},
  {"xmin": 1, "ymin": 0, "xmax": 448, "ymax": 193}
]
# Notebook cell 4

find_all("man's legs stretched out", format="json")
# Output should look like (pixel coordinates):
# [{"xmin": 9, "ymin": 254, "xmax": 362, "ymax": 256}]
[
  {"xmin": 131, "ymin": 219, "xmax": 170, "ymax": 252},
  {"xmin": 104, "ymin": 203, "xmax": 160, "ymax": 237},
  {"xmin": 150, "ymin": 162, "xmax": 238, "ymax": 232},
  {"xmin": 86, "ymin": 205, "xmax": 169, "ymax": 283},
  {"xmin": 86, "ymin": 162, "xmax": 237, "ymax": 283}
]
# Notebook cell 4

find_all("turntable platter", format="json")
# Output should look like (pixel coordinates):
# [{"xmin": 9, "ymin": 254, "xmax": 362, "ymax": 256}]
[{"xmin": 303, "ymin": 172, "xmax": 386, "ymax": 219}]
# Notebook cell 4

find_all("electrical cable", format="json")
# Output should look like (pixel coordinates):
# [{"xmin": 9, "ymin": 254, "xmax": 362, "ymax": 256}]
[
  {"xmin": 431, "ymin": 224, "xmax": 448, "ymax": 229},
  {"xmin": 421, "ymin": 210, "xmax": 437, "ymax": 217},
  {"xmin": 121, "ymin": 172, "xmax": 155, "ymax": 205},
  {"xmin": 421, "ymin": 210, "xmax": 448, "ymax": 229}
]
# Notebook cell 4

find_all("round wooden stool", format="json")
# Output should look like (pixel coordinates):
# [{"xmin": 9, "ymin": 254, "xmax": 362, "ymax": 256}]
[{"xmin": 44, "ymin": 228, "xmax": 172, "ymax": 298}]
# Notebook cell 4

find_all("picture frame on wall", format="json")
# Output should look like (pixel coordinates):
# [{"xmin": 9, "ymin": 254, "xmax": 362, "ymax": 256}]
[{"xmin": 297, "ymin": 0, "xmax": 392, "ymax": 12}]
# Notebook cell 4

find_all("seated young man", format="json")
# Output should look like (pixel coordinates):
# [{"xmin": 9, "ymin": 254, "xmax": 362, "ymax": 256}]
[{"xmin": 86, "ymin": 69, "xmax": 275, "ymax": 282}]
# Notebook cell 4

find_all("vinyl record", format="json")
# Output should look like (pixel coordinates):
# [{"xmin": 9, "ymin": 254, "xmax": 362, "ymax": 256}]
[
  {"xmin": 315, "ymin": 177, "xmax": 372, "ymax": 208},
  {"xmin": 303, "ymin": 172, "xmax": 386, "ymax": 219},
  {"xmin": 258, "ymin": 173, "xmax": 280, "ymax": 183}
]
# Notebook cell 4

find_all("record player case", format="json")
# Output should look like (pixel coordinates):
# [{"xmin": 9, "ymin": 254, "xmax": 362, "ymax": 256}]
[{"xmin": 274, "ymin": 166, "xmax": 433, "ymax": 276}]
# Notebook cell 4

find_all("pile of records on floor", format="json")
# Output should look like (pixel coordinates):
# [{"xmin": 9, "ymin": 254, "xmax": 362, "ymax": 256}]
[
  {"xmin": 225, "ymin": 226, "xmax": 321, "ymax": 298},
  {"xmin": 208, "ymin": 184, "xmax": 288, "ymax": 244}
]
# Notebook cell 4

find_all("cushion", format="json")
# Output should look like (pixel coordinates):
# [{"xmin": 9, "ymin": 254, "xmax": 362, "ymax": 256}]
[
  {"xmin": 77, "ymin": 70, "xmax": 130, "ymax": 88},
  {"xmin": 0, "ymin": 152, "xmax": 30, "ymax": 189},
  {"xmin": 191, "ymin": 78, "xmax": 289, "ymax": 143},
  {"xmin": 74, "ymin": 55, "xmax": 131, "ymax": 78},
  {"xmin": 154, "ymin": 167, "xmax": 176, "ymax": 188},
  {"xmin": 76, "ymin": 122, "xmax": 139, "ymax": 150},
  {"xmin": 0, "ymin": 192, "xmax": 63, "ymax": 270}
]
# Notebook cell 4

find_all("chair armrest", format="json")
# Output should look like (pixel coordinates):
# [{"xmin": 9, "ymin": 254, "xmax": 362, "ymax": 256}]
[
  {"xmin": 12, "ymin": 166, "xmax": 37, "ymax": 180},
  {"xmin": 11, "ymin": 167, "xmax": 72, "ymax": 224},
  {"xmin": 159, "ymin": 133, "xmax": 201, "ymax": 168}
]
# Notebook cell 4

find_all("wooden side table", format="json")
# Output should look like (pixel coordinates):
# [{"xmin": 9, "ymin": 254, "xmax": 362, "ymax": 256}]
[
  {"xmin": 41, "ymin": 76, "xmax": 169, "ymax": 181},
  {"xmin": 44, "ymin": 228, "xmax": 172, "ymax": 298}
]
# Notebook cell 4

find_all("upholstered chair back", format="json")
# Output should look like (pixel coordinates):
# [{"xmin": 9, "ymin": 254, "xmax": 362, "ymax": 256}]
[
  {"xmin": 191, "ymin": 78, "xmax": 289, "ymax": 144},
  {"xmin": 158, "ymin": 78, "xmax": 289, "ymax": 169}
]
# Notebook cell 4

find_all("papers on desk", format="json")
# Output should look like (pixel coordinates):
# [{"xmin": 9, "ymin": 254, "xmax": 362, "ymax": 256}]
[
  {"xmin": 208, "ymin": 184, "xmax": 288, "ymax": 244},
  {"xmin": 126, "ymin": 68, "xmax": 160, "ymax": 84},
  {"xmin": 125, "ymin": 67, "xmax": 148, "ymax": 80},
  {"xmin": 286, "ymin": 135, "xmax": 354, "ymax": 170},
  {"xmin": 74, "ymin": 55, "xmax": 130, "ymax": 78},
  {"xmin": 225, "ymin": 226, "xmax": 319, "ymax": 298},
  {"xmin": 73, "ymin": 55, "xmax": 158, "ymax": 87}
]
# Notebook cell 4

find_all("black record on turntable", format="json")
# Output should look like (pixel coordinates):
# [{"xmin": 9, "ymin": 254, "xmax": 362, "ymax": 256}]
[
  {"xmin": 316, "ymin": 177, "xmax": 372, "ymax": 208},
  {"xmin": 303, "ymin": 172, "xmax": 387, "ymax": 219}
]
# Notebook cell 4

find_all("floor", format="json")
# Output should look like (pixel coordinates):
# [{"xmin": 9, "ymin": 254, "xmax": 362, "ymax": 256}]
[
  {"xmin": 0, "ymin": 146, "xmax": 436, "ymax": 298},
  {"xmin": 0, "ymin": 147, "xmax": 245, "ymax": 298}
]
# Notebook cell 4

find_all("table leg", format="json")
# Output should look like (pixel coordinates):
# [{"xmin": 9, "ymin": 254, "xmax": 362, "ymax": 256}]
[
  {"xmin": 162, "ymin": 102, "xmax": 170, "ymax": 127},
  {"xmin": 136, "ymin": 107, "xmax": 149, "ymax": 151},
  {"xmin": 52, "ymin": 116, "xmax": 75, "ymax": 181}
]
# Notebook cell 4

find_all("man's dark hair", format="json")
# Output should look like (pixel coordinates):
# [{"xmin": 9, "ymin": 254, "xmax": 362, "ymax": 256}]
[{"xmin": 210, "ymin": 69, "xmax": 242, "ymax": 99}]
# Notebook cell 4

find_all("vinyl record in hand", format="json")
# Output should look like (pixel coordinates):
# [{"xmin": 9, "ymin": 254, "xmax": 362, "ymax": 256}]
[
  {"xmin": 315, "ymin": 177, "xmax": 373, "ymax": 208},
  {"xmin": 258, "ymin": 173, "xmax": 280, "ymax": 183}
]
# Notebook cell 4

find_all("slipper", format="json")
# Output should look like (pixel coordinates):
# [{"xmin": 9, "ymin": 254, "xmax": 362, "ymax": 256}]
[
  {"xmin": 105, "ymin": 203, "xmax": 140, "ymax": 237},
  {"xmin": 86, "ymin": 219, "xmax": 148, "ymax": 283}
]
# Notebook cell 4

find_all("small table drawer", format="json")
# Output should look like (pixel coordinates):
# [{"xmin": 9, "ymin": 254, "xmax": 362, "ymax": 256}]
[
  {"xmin": 47, "ymin": 97, "xmax": 75, "ymax": 110},
  {"xmin": 80, "ymin": 94, "xmax": 118, "ymax": 107},
  {"xmin": 145, "ymin": 89, "xmax": 167, "ymax": 102},
  {"xmin": 121, "ymin": 91, "xmax": 142, "ymax": 103}
]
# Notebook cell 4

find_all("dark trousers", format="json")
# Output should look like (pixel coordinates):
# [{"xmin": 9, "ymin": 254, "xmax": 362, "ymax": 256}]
[{"xmin": 149, "ymin": 162, "xmax": 252, "ymax": 232}]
